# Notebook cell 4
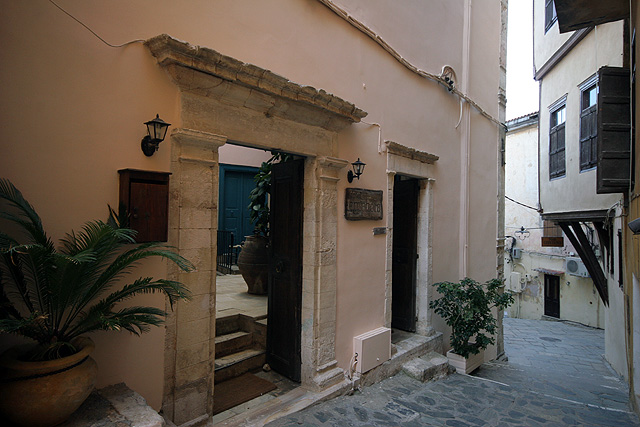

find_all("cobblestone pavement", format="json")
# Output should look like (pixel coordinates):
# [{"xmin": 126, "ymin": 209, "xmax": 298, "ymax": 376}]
[{"xmin": 267, "ymin": 318, "xmax": 640, "ymax": 426}]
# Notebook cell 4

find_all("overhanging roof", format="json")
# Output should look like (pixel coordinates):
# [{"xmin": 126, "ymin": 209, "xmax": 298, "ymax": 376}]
[{"xmin": 554, "ymin": 0, "xmax": 628, "ymax": 33}]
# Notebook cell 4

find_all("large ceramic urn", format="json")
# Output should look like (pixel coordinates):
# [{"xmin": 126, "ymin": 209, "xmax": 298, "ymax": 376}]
[
  {"xmin": 0, "ymin": 337, "xmax": 98, "ymax": 427},
  {"xmin": 237, "ymin": 235, "xmax": 269, "ymax": 295}
]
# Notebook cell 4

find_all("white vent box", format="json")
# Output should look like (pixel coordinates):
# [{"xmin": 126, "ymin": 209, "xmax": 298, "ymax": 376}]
[
  {"xmin": 353, "ymin": 327, "xmax": 391, "ymax": 374},
  {"xmin": 565, "ymin": 257, "xmax": 589, "ymax": 277}
]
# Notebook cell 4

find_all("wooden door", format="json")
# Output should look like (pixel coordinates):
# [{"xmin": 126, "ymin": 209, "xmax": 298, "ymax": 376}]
[
  {"xmin": 392, "ymin": 176, "xmax": 419, "ymax": 332},
  {"xmin": 544, "ymin": 274, "xmax": 560, "ymax": 318},
  {"xmin": 267, "ymin": 158, "xmax": 304, "ymax": 382},
  {"xmin": 219, "ymin": 166, "xmax": 259, "ymax": 246}
]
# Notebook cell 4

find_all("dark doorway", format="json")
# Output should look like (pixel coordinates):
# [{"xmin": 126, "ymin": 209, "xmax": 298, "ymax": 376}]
[
  {"xmin": 267, "ymin": 158, "xmax": 304, "ymax": 382},
  {"xmin": 219, "ymin": 164, "xmax": 260, "ymax": 246},
  {"xmin": 392, "ymin": 175, "xmax": 419, "ymax": 332},
  {"xmin": 544, "ymin": 274, "xmax": 560, "ymax": 318}
]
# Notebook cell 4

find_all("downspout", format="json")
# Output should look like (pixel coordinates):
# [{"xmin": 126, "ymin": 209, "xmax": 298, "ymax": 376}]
[{"xmin": 459, "ymin": 0, "xmax": 472, "ymax": 279}]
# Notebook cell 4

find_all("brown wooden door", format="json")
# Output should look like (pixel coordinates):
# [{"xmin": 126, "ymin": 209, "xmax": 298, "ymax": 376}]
[
  {"xmin": 392, "ymin": 176, "xmax": 419, "ymax": 332},
  {"xmin": 267, "ymin": 158, "xmax": 304, "ymax": 382},
  {"xmin": 544, "ymin": 274, "xmax": 560, "ymax": 318}
]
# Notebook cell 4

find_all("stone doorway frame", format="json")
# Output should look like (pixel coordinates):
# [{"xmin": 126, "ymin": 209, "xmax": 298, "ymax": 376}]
[
  {"xmin": 145, "ymin": 35, "xmax": 367, "ymax": 426},
  {"xmin": 384, "ymin": 141, "xmax": 439, "ymax": 337}
]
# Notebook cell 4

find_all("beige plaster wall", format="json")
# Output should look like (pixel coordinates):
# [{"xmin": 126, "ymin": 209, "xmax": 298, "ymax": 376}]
[
  {"xmin": 538, "ymin": 22, "xmax": 624, "ymax": 214},
  {"xmin": 533, "ymin": 0, "xmax": 573, "ymax": 72},
  {"xmin": 0, "ymin": 0, "xmax": 504, "ymax": 410}
]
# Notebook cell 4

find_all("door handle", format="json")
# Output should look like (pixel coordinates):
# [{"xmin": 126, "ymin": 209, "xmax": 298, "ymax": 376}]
[{"xmin": 275, "ymin": 260, "xmax": 285, "ymax": 274}]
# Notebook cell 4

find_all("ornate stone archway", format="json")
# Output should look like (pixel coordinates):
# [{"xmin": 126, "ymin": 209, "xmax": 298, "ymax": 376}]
[{"xmin": 145, "ymin": 35, "xmax": 366, "ymax": 426}]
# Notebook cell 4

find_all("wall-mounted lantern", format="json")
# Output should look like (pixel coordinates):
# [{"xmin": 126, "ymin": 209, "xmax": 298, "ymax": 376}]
[
  {"xmin": 141, "ymin": 114, "xmax": 171, "ymax": 156},
  {"xmin": 514, "ymin": 226, "xmax": 530, "ymax": 240},
  {"xmin": 347, "ymin": 158, "xmax": 366, "ymax": 183}
]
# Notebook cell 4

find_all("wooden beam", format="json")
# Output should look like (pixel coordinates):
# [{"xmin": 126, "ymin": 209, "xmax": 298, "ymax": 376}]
[{"xmin": 559, "ymin": 222, "xmax": 609, "ymax": 305}]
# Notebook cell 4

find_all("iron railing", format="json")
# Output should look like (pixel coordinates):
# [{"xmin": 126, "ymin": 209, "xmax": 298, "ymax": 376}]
[{"xmin": 217, "ymin": 230, "xmax": 239, "ymax": 274}]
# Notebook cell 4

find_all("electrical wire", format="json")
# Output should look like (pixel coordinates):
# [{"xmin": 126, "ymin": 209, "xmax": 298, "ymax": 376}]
[
  {"xmin": 48, "ymin": 0, "xmax": 144, "ymax": 48},
  {"xmin": 505, "ymin": 195, "xmax": 539, "ymax": 211},
  {"xmin": 315, "ymin": 0, "xmax": 506, "ymax": 131}
]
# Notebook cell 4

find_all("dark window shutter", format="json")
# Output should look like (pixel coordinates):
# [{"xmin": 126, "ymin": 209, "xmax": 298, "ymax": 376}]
[
  {"xmin": 597, "ymin": 66, "xmax": 631, "ymax": 193},
  {"xmin": 580, "ymin": 105, "xmax": 597, "ymax": 170}
]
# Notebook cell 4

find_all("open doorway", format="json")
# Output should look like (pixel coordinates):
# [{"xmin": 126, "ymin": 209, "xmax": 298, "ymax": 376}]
[
  {"xmin": 392, "ymin": 175, "xmax": 420, "ymax": 332},
  {"xmin": 213, "ymin": 144, "xmax": 303, "ymax": 419}
]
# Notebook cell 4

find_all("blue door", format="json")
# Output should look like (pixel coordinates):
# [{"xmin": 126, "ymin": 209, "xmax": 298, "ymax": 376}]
[{"xmin": 219, "ymin": 164, "xmax": 260, "ymax": 246}]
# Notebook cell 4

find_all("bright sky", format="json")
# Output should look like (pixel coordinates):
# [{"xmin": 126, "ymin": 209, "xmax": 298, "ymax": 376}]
[{"xmin": 506, "ymin": 0, "xmax": 539, "ymax": 120}]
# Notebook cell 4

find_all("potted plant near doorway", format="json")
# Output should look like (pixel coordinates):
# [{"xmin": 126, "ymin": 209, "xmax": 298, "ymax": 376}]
[
  {"xmin": 0, "ymin": 179, "xmax": 194, "ymax": 427},
  {"xmin": 429, "ymin": 277, "xmax": 514, "ymax": 374},
  {"xmin": 237, "ymin": 152, "xmax": 291, "ymax": 295}
]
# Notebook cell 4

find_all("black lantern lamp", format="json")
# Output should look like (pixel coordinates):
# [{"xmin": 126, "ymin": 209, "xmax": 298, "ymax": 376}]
[
  {"xmin": 141, "ymin": 114, "xmax": 171, "ymax": 156},
  {"xmin": 347, "ymin": 158, "xmax": 366, "ymax": 183}
]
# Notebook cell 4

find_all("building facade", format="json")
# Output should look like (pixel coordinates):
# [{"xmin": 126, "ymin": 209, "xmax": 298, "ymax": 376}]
[
  {"xmin": 504, "ymin": 112, "xmax": 604, "ymax": 327},
  {"xmin": 0, "ymin": 1, "xmax": 507, "ymax": 425},
  {"xmin": 535, "ymin": 0, "xmax": 638, "ymax": 415}
]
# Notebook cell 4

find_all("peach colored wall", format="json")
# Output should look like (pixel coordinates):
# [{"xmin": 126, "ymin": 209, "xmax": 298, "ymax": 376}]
[{"xmin": 1, "ymin": 0, "xmax": 503, "ymax": 406}]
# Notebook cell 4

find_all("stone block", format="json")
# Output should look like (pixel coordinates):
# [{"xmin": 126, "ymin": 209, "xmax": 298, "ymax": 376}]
[
  {"xmin": 176, "ymin": 360, "xmax": 210, "ymax": 389},
  {"xmin": 176, "ymin": 341, "xmax": 210, "ymax": 371},
  {"xmin": 173, "ymin": 381, "xmax": 208, "ymax": 426},
  {"xmin": 179, "ymin": 208, "xmax": 213, "ymax": 230},
  {"xmin": 176, "ymin": 318, "xmax": 210, "ymax": 349},
  {"xmin": 402, "ymin": 351, "xmax": 450, "ymax": 382},
  {"xmin": 179, "ymin": 228, "xmax": 212, "ymax": 250},
  {"xmin": 179, "ymin": 249, "xmax": 214, "ymax": 276},
  {"xmin": 177, "ymin": 293, "xmax": 211, "ymax": 323}
]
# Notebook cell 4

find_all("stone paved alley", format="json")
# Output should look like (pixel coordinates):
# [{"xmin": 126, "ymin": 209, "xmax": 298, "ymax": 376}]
[{"xmin": 266, "ymin": 318, "xmax": 640, "ymax": 426}]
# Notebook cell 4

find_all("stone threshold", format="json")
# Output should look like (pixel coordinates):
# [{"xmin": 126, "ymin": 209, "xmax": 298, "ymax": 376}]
[{"xmin": 211, "ymin": 330, "xmax": 444, "ymax": 426}]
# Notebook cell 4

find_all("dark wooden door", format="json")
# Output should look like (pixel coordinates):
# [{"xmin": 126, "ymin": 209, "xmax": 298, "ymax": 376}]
[
  {"xmin": 544, "ymin": 274, "xmax": 560, "ymax": 318},
  {"xmin": 267, "ymin": 158, "xmax": 304, "ymax": 382},
  {"xmin": 392, "ymin": 176, "xmax": 419, "ymax": 332}
]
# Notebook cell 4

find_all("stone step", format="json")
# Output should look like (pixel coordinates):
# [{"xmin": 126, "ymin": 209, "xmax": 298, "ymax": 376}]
[
  {"xmin": 217, "ymin": 314, "xmax": 241, "ymax": 336},
  {"xmin": 215, "ymin": 331, "xmax": 254, "ymax": 358},
  {"xmin": 402, "ymin": 351, "xmax": 450, "ymax": 383},
  {"xmin": 214, "ymin": 347, "xmax": 266, "ymax": 384}
]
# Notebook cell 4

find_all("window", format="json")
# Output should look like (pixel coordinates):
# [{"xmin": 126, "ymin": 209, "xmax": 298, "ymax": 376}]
[
  {"xmin": 580, "ymin": 84, "xmax": 598, "ymax": 170},
  {"xmin": 549, "ymin": 104, "xmax": 566, "ymax": 179},
  {"xmin": 542, "ymin": 220, "xmax": 564, "ymax": 247},
  {"xmin": 545, "ymin": 0, "xmax": 557, "ymax": 33}
]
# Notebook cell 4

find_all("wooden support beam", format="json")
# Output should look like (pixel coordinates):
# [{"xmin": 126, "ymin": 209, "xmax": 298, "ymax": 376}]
[{"xmin": 559, "ymin": 222, "xmax": 609, "ymax": 305}]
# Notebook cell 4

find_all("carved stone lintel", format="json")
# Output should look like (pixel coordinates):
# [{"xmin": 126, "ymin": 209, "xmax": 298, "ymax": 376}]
[
  {"xmin": 385, "ymin": 140, "xmax": 439, "ymax": 164},
  {"xmin": 171, "ymin": 128, "xmax": 227, "ymax": 149},
  {"xmin": 146, "ymin": 34, "xmax": 367, "ymax": 131}
]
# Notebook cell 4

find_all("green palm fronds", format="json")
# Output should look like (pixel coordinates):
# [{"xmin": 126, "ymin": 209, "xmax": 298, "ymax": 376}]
[{"xmin": 0, "ymin": 179, "xmax": 194, "ymax": 360}]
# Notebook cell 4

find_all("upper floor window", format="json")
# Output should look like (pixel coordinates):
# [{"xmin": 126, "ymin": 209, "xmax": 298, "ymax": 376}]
[
  {"xmin": 549, "ymin": 104, "xmax": 566, "ymax": 179},
  {"xmin": 580, "ymin": 83, "xmax": 598, "ymax": 170},
  {"xmin": 545, "ymin": 0, "xmax": 557, "ymax": 33}
]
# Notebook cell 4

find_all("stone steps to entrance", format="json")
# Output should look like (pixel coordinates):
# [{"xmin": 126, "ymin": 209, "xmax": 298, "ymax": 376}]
[
  {"xmin": 402, "ymin": 351, "xmax": 451, "ymax": 382},
  {"xmin": 215, "ymin": 348, "xmax": 267, "ymax": 384},
  {"xmin": 215, "ymin": 331, "xmax": 253, "ymax": 358}
]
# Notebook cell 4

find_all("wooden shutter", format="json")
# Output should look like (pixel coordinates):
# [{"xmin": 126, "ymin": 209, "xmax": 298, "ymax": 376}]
[
  {"xmin": 596, "ymin": 66, "xmax": 631, "ymax": 194},
  {"xmin": 580, "ymin": 104, "xmax": 597, "ymax": 170},
  {"xmin": 550, "ymin": 122, "xmax": 565, "ymax": 179}
]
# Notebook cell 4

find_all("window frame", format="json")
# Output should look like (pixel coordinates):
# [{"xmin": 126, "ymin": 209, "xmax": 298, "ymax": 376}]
[
  {"xmin": 549, "ymin": 98, "xmax": 567, "ymax": 180},
  {"xmin": 579, "ymin": 75, "xmax": 599, "ymax": 171},
  {"xmin": 545, "ymin": 0, "xmax": 557, "ymax": 33}
]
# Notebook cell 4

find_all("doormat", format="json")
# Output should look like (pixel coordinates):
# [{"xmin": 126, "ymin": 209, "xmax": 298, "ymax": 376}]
[{"xmin": 213, "ymin": 372, "xmax": 277, "ymax": 415}]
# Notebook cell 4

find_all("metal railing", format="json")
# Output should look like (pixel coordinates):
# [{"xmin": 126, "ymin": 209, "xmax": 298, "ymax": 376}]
[{"xmin": 217, "ymin": 230, "xmax": 239, "ymax": 274}]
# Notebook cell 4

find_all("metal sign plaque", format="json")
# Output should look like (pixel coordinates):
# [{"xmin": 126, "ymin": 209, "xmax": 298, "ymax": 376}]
[{"xmin": 345, "ymin": 188, "xmax": 383, "ymax": 221}]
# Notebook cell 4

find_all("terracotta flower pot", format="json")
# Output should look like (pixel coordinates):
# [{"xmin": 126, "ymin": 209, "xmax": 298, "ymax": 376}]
[
  {"xmin": 237, "ymin": 235, "xmax": 269, "ymax": 295},
  {"xmin": 0, "ymin": 337, "xmax": 98, "ymax": 427}
]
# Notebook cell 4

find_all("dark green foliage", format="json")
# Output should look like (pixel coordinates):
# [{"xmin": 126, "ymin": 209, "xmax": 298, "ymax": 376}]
[
  {"xmin": 429, "ymin": 278, "xmax": 514, "ymax": 358},
  {"xmin": 247, "ymin": 151, "xmax": 292, "ymax": 237},
  {"xmin": 0, "ymin": 179, "xmax": 194, "ymax": 360}
]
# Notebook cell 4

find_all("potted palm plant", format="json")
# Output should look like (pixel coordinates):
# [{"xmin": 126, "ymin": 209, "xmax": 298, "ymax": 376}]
[
  {"xmin": 429, "ymin": 277, "xmax": 513, "ymax": 374},
  {"xmin": 0, "ymin": 179, "xmax": 194, "ymax": 427}
]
